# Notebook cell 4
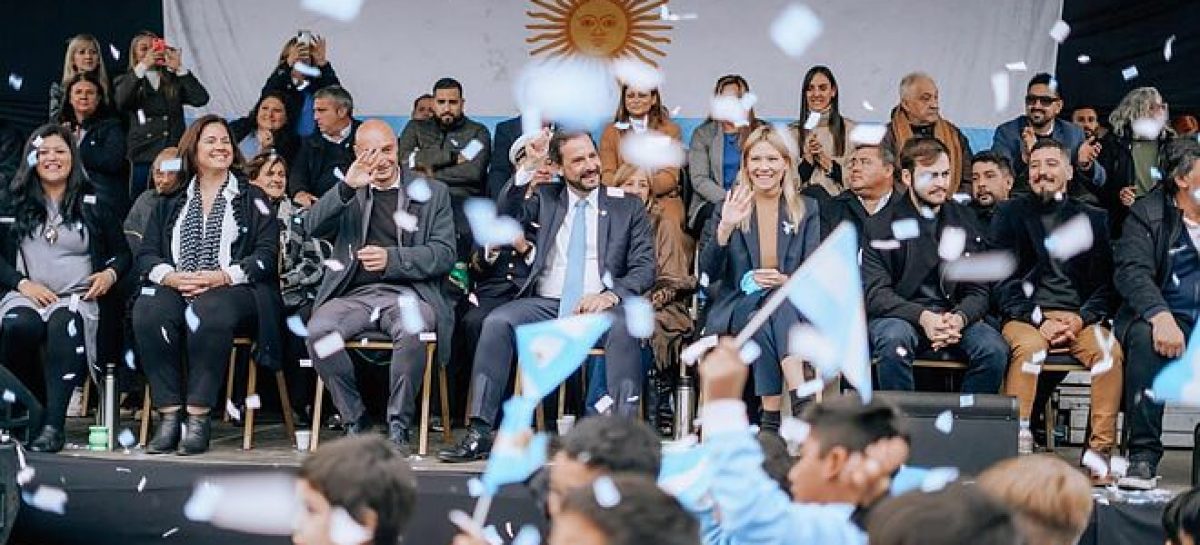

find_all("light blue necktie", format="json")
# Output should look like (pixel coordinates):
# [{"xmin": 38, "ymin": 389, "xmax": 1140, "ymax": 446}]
[{"xmin": 558, "ymin": 199, "xmax": 590, "ymax": 317}]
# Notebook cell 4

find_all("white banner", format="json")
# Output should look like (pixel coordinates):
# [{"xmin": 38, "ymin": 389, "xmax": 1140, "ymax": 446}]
[{"xmin": 165, "ymin": 0, "xmax": 1061, "ymax": 133}]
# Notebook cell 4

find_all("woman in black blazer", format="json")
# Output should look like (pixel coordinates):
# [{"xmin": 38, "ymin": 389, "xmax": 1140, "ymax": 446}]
[
  {"xmin": 0, "ymin": 124, "xmax": 131, "ymax": 452},
  {"xmin": 132, "ymin": 115, "xmax": 281, "ymax": 456},
  {"xmin": 699, "ymin": 125, "xmax": 821, "ymax": 432},
  {"xmin": 229, "ymin": 91, "xmax": 299, "ymax": 166},
  {"xmin": 113, "ymin": 31, "xmax": 209, "ymax": 197},
  {"xmin": 58, "ymin": 72, "xmax": 129, "ymax": 218}
]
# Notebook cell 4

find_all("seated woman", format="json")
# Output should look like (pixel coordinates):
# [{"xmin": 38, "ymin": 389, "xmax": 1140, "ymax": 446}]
[
  {"xmin": 600, "ymin": 83, "xmax": 687, "ymax": 230},
  {"xmin": 125, "ymin": 146, "xmax": 180, "ymax": 254},
  {"xmin": 0, "ymin": 124, "xmax": 130, "ymax": 452},
  {"xmin": 58, "ymin": 72, "xmax": 129, "ymax": 218},
  {"xmin": 613, "ymin": 164, "xmax": 695, "ymax": 436},
  {"xmin": 132, "ymin": 115, "xmax": 281, "ymax": 456},
  {"xmin": 790, "ymin": 65, "xmax": 856, "ymax": 202},
  {"xmin": 699, "ymin": 125, "xmax": 821, "ymax": 433},
  {"xmin": 688, "ymin": 74, "xmax": 763, "ymax": 234},
  {"xmin": 230, "ymin": 92, "xmax": 298, "ymax": 165},
  {"xmin": 245, "ymin": 150, "xmax": 324, "ymax": 420}
]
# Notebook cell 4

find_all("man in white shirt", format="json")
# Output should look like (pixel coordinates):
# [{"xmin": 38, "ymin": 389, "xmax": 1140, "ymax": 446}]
[{"xmin": 438, "ymin": 131, "xmax": 656, "ymax": 462}]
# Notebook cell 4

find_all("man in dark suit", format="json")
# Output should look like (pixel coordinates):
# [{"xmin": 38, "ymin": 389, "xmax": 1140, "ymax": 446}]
[
  {"xmin": 864, "ymin": 138, "xmax": 1008, "ymax": 393},
  {"xmin": 992, "ymin": 138, "xmax": 1122, "ymax": 478},
  {"xmin": 438, "ymin": 130, "xmax": 656, "ymax": 462},
  {"xmin": 303, "ymin": 119, "xmax": 456, "ymax": 454},
  {"xmin": 289, "ymin": 85, "xmax": 360, "ymax": 207},
  {"xmin": 487, "ymin": 115, "xmax": 522, "ymax": 199},
  {"xmin": 820, "ymin": 143, "xmax": 906, "ymax": 239},
  {"xmin": 969, "ymin": 151, "xmax": 1015, "ymax": 227}
]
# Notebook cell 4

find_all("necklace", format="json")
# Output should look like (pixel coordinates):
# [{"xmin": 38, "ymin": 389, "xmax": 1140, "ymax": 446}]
[{"xmin": 44, "ymin": 209, "xmax": 62, "ymax": 245}]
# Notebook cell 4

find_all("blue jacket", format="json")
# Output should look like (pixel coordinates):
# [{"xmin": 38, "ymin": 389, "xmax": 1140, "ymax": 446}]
[
  {"xmin": 699, "ymin": 400, "xmax": 868, "ymax": 545},
  {"xmin": 990, "ymin": 116, "xmax": 1107, "ymax": 197}
]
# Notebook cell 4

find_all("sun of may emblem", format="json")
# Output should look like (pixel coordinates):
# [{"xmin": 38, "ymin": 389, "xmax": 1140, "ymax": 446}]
[{"xmin": 525, "ymin": 0, "xmax": 672, "ymax": 65}]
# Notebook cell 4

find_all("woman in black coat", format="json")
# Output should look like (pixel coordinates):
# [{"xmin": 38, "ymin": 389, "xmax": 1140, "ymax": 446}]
[
  {"xmin": 228, "ymin": 91, "xmax": 299, "ymax": 165},
  {"xmin": 132, "ymin": 115, "xmax": 281, "ymax": 456},
  {"xmin": 0, "ymin": 124, "xmax": 131, "ymax": 452},
  {"xmin": 58, "ymin": 72, "xmax": 129, "ymax": 218},
  {"xmin": 113, "ymin": 31, "xmax": 209, "ymax": 197}
]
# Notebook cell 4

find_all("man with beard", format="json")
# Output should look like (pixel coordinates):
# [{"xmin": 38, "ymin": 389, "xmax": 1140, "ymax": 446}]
[
  {"xmin": 991, "ymin": 139, "xmax": 1123, "ymax": 481},
  {"xmin": 863, "ymin": 137, "xmax": 1008, "ymax": 393},
  {"xmin": 969, "ymin": 151, "xmax": 1015, "ymax": 226},
  {"xmin": 438, "ymin": 131, "xmax": 655, "ymax": 462},
  {"xmin": 820, "ymin": 143, "xmax": 906, "ymax": 239},
  {"xmin": 991, "ymin": 74, "xmax": 1105, "ymax": 199},
  {"xmin": 304, "ymin": 120, "xmax": 457, "ymax": 453},
  {"xmin": 397, "ymin": 78, "xmax": 491, "ymax": 258}
]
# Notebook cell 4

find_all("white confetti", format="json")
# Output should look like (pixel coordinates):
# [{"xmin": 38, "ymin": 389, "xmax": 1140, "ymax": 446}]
[
  {"xmin": 7, "ymin": 73, "xmax": 23, "ymax": 90},
  {"xmin": 1021, "ymin": 360, "xmax": 1042, "ymax": 375},
  {"xmin": 1122, "ymin": 65, "xmax": 1139, "ymax": 81},
  {"xmin": 1131, "ymin": 117, "xmax": 1165, "ymax": 140},
  {"xmin": 943, "ymin": 251, "xmax": 1017, "ymax": 282},
  {"xmin": 108, "ymin": 43, "xmax": 121, "ymax": 60},
  {"xmin": 67, "ymin": 318, "xmax": 77, "ymax": 338},
  {"xmin": 602, "ymin": 271, "xmax": 615, "ymax": 290},
  {"xmin": 1110, "ymin": 456, "xmax": 1129, "ymax": 478},
  {"xmin": 393, "ymin": 210, "xmax": 419, "ymax": 232},
  {"xmin": 463, "ymin": 198, "xmax": 523, "ymax": 247},
  {"xmin": 788, "ymin": 324, "xmax": 836, "ymax": 371},
  {"xmin": 780, "ymin": 417, "xmax": 811, "ymax": 445},
  {"xmin": 1049, "ymin": 20, "xmax": 1071, "ymax": 43},
  {"xmin": 1044, "ymin": 213, "xmax": 1093, "ymax": 260},
  {"xmin": 26, "ymin": 149, "xmax": 37, "ymax": 167},
  {"xmin": 329, "ymin": 506, "xmax": 372, "ymax": 545},
  {"xmin": 323, "ymin": 259, "xmax": 345, "ymax": 272},
  {"xmin": 869, "ymin": 239, "xmax": 902, "ymax": 251},
  {"xmin": 137, "ymin": 476, "xmax": 147, "ymax": 492},
  {"xmin": 699, "ymin": 272, "xmax": 710, "ymax": 288},
  {"xmin": 890, "ymin": 218, "xmax": 919, "ymax": 241},
  {"xmin": 1022, "ymin": 281, "xmax": 1035, "ymax": 298},
  {"xmin": 74, "ymin": 346, "xmax": 84, "ymax": 355},
  {"xmin": 397, "ymin": 293, "xmax": 426, "ymax": 334},
  {"xmin": 69, "ymin": 293, "xmax": 80, "ymax": 313},
  {"xmin": 460, "ymin": 139, "xmax": 485, "ymax": 161},
  {"xmin": 118, "ymin": 428, "xmax": 135, "ymax": 448},
  {"xmin": 849, "ymin": 123, "xmax": 887, "ymax": 145},
  {"xmin": 594, "ymin": 394, "xmax": 614, "ymax": 414},
  {"xmin": 137, "ymin": 109, "xmax": 146, "ymax": 125},
  {"xmin": 515, "ymin": 57, "xmax": 620, "ymax": 131},
  {"xmin": 185, "ymin": 305, "xmax": 200, "ymax": 333},
  {"xmin": 61, "ymin": 373, "xmax": 76, "ymax": 381},
  {"xmin": 658, "ymin": 4, "xmax": 698, "ymax": 21},
  {"xmin": 1077, "ymin": 54, "xmax": 1091, "ymax": 64},
  {"xmin": 770, "ymin": 4, "xmax": 823, "ymax": 58},
  {"xmin": 160, "ymin": 326, "xmax": 170, "ymax": 344},
  {"xmin": 225, "ymin": 399, "xmax": 241, "ymax": 421},
  {"xmin": 803, "ymin": 111, "xmax": 821, "ymax": 131},
  {"xmin": 3, "ymin": 388, "xmax": 17, "ymax": 402},
  {"xmin": 709, "ymin": 95, "xmax": 749, "ymax": 127},
  {"xmin": 938, "ymin": 227, "xmax": 967, "ymax": 261},
  {"xmin": 299, "ymin": 358, "xmax": 313, "ymax": 368},
  {"xmin": 159, "ymin": 158, "xmax": 182, "ymax": 172},
  {"xmin": 312, "ymin": 332, "xmax": 345, "ymax": 359},
  {"xmin": 333, "ymin": 167, "xmax": 345, "ymax": 182},
  {"xmin": 1164, "ymin": 35, "xmax": 1176, "ymax": 62},
  {"xmin": 793, "ymin": 378, "xmax": 824, "ymax": 398},
  {"xmin": 16, "ymin": 466, "xmax": 35, "ymax": 485},
  {"xmin": 681, "ymin": 335, "xmax": 719, "ymax": 365},
  {"xmin": 862, "ymin": 100, "xmax": 875, "ymax": 111},
  {"xmin": 301, "ymin": 0, "xmax": 364, "ymax": 22},
  {"xmin": 592, "ymin": 476, "xmax": 621, "ymax": 508},
  {"xmin": 0, "ymin": 217, "xmax": 13, "ymax": 224},
  {"xmin": 467, "ymin": 478, "xmax": 485, "ymax": 498},
  {"xmin": 83, "ymin": 195, "xmax": 96, "ymax": 204},
  {"xmin": 934, "ymin": 410, "xmax": 953, "ymax": 434},
  {"xmin": 1004, "ymin": 61, "xmax": 1028, "ymax": 72},
  {"xmin": 406, "ymin": 178, "xmax": 432, "ymax": 203},
  {"xmin": 959, "ymin": 394, "xmax": 975, "ymax": 408},
  {"xmin": 1091, "ymin": 357, "xmax": 1114, "ymax": 376},
  {"xmin": 124, "ymin": 350, "xmax": 136, "ymax": 370},
  {"xmin": 513, "ymin": 525, "xmax": 542, "ymax": 545},
  {"xmin": 624, "ymin": 297, "xmax": 654, "ymax": 339},
  {"xmin": 162, "ymin": 527, "xmax": 179, "ymax": 538},
  {"xmin": 245, "ymin": 394, "xmax": 261, "ymax": 410},
  {"xmin": 286, "ymin": 315, "xmax": 308, "ymax": 337},
  {"xmin": 254, "ymin": 198, "xmax": 271, "ymax": 216},
  {"xmin": 1082, "ymin": 450, "xmax": 1108, "ymax": 477},
  {"xmin": 611, "ymin": 57, "xmax": 663, "ymax": 91},
  {"xmin": 669, "ymin": 105, "xmax": 682, "ymax": 117},
  {"xmin": 1032, "ymin": 306, "xmax": 1044, "ymax": 325},
  {"xmin": 292, "ymin": 61, "xmax": 321, "ymax": 78},
  {"xmin": 920, "ymin": 467, "xmax": 960, "ymax": 492},
  {"xmin": 991, "ymin": 71, "xmax": 1010, "ymax": 112},
  {"xmin": 368, "ymin": 307, "xmax": 381, "ymax": 323},
  {"xmin": 619, "ymin": 131, "xmax": 685, "ymax": 171},
  {"xmin": 27, "ymin": 485, "xmax": 68, "ymax": 514},
  {"xmin": 738, "ymin": 340, "xmax": 761, "ymax": 365}
]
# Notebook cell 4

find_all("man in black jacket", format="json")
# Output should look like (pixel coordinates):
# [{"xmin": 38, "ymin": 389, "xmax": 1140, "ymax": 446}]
[
  {"xmin": 820, "ymin": 143, "xmax": 906, "ymax": 239},
  {"xmin": 303, "ymin": 120, "xmax": 456, "ymax": 454},
  {"xmin": 969, "ymin": 151, "xmax": 1014, "ymax": 227},
  {"xmin": 864, "ymin": 138, "xmax": 1008, "ymax": 393},
  {"xmin": 288, "ymin": 85, "xmax": 359, "ymax": 207},
  {"xmin": 1114, "ymin": 140, "xmax": 1200, "ymax": 488},
  {"xmin": 992, "ymin": 139, "xmax": 1123, "ymax": 478},
  {"xmin": 261, "ymin": 33, "xmax": 341, "ymax": 139},
  {"xmin": 438, "ymin": 131, "xmax": 655, "ymax": 462}
]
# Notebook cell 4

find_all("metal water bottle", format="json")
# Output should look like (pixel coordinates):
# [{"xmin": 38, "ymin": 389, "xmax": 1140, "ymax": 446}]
[
  {"xmin": 103, "ymin": 363, "xmax": 117, "ymax": 451},
  {"xmin": 674, "ymin": 373, "xmax": 695, "ymax": 440}
]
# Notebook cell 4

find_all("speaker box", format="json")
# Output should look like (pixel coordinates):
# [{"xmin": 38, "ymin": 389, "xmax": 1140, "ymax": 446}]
[
  {"xmin": 875, "ymin": 391, "xmax": 1018, "ymax": 476},
  {"xmin": 0, "ymin": 439, "xmax": 18, "ymax": 545}
]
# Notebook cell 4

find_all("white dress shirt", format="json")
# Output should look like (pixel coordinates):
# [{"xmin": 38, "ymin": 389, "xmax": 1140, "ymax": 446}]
[
  {"xmin": 537, "ymin": 188, "xmax": 603, "ymax": 299},
  {"xmin": 148, "ymin": 173, "xmax": 249, "ymax": 285}
]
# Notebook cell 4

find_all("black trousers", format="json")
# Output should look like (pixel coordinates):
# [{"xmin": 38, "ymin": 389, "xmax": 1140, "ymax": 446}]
[
  {"xmin": 133, "ymin": 285, "xmax": 256, "ymax": 409},
  {"xmin": 0, "ymin": 307, "xmax": 85, "ymax": 429},
  {"xmin": 467, "ymin": 297, "xmax": 643, "ymax": 428},
  {"xmin": 1123, "ymin": 315, "xmax": 1195, "ymax": 466}
]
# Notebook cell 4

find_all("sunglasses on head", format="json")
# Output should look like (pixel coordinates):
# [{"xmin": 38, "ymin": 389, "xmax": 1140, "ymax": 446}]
[{"xmin": 1025, "ymin": 95, "xmax": 1058, "ymax": 107}]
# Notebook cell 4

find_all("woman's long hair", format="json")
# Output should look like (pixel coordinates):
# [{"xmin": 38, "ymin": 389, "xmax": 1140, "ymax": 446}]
[
  {"xmin": 1110, "ymin": 87, "xmax": 1175, "ymax": 139},
  {"xmin": 796, "ymin": 65, "xmax": 847, "ymax": 157},
  {"xmin": 730, "ymin": 125, "xmax": 806, "ymax": 232},
  {"xmin": 3, "ymin": 124, "xmax": 90, "ymax": 240},
  {"xmin": 611, "ymin": 163, "xmax": 654, "ymax": 210},
  {"xmin": 612, "ymin": 84, "xmax": 670, "ymax": 130},
  {"xmin": 172, "ymin": 115, "xmax": 247, "ymax": 197},
  {"xmin": 708, "ymin": 74, "xmax": 762, "ymax": 147},
  {"xmin": 126, "ymin": 30, "xmax": 178, "ymax": 102},
  {"xmin": 56, "ymin": 72, "xmax": 114, "ymax": 125},
  {"xmin": 61, "ymin": 34, "xmax": 110, "ymax": 99},
  {"xmin": 243, "ymin": 91, "xmax": 290, "ymax": 133}
]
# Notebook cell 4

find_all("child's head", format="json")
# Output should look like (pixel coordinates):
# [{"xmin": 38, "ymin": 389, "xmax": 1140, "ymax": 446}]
[
  {"xmin": 551, "ymin": 474, "xmax": 700, "ymax": 545},
  {"xmin": 867, "ymin": 483, "xmax": 1020, "ymax": 545},
  {"xmin": 293, "ymin": 435, "xmax": 417, "ymax": 545},
  {"xmin": 548, "ymin": 416, "xmax": 661, "ymax": 517},
  {"xmin": 977, "ymin": 454, "xmax": 1093, "ymax": 545},
  {"xmin": 1164, "ymin": 487, "xmax": 1200, "ymax": 545},
  {"xmin": 789, "ymin": 394, "xmax": 907, "ymax": 503},
  {"xmin": 756, "ymin": 431, "xmax": 793, "ymax": 493}
]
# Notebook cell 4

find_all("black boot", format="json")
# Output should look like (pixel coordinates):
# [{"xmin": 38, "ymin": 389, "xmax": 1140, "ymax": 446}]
[
  {"xmin": 646, "ymin": 368, "xmax": 662, "ymax": 434},
  {"xmin": 655, "ymin": 367, "xmax": 676, "ymax": 437},
  {"xmin": 177, "ymin": 413, "xmax": 212, "ymax": 456},
  {"xmin": 147, "ymin": 410, "xmax": 183, "ymax": 454},
  {"xmin": 29, "ymin": 425, "xmax": 65, "ymax": 453},
  {"xmin": 789, "ymin": 390, "xmax": 813, "ymax": 418}
]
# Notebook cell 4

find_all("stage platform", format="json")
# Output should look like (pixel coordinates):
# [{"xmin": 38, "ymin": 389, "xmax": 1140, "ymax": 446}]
[{"xmin": 6, "ymin": 415, "xmax": 1196, "ymax": 545}]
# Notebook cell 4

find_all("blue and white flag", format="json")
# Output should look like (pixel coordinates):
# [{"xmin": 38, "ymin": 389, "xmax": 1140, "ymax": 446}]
[
  {"xmin": 782, "ymin": 223, "xmax": 872, "ymax": 401},
  {"xmin": 480, "ymin": 432, "xmax": 550, "ymax": 496},
  {"xmin": 1152, "ymin": 324, "xmax": 1200, "ymax": 406},
  {"xmin": 516, "ymin": 313, "xmax": 613, "ymax": 400},
  {"xmin": 657, "ymin": 442, "xmax": 713, "ymax": 510},
  {"xmin": 497, "ymin": 396, "xmax": 539, "ymax": 435}
]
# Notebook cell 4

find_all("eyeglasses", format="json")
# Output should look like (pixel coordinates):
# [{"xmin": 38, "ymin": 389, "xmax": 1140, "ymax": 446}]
[{"xmin": 1025, "ymin": 95, "xmax": 1059, "ymax": 107}]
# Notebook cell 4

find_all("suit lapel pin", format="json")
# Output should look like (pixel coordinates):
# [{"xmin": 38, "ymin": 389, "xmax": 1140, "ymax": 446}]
[{"xmin": 782, "ymin": 221, "xmax": 796, "ymax": 235}]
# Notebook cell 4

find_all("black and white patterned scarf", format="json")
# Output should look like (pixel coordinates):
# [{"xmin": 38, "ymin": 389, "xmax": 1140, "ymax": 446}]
[{"xmin": 179, "ymin": 180, "xmax": 230, "ymax": 272}]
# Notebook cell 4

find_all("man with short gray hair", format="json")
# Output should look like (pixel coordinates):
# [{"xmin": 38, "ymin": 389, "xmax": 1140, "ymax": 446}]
[
  {"xmin": 881, "ymin": 73, "xmax": 974, "ymax": 195},
  {"xmin": 289, "ymin": 85, "xmax": 360, "ymax": 207}
]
